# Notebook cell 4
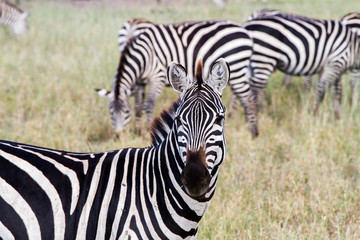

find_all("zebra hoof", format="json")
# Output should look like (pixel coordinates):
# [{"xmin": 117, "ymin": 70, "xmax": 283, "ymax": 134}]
[{"xmin": 250, "ymin": 127, "xmax": 259, "ymax": 139}]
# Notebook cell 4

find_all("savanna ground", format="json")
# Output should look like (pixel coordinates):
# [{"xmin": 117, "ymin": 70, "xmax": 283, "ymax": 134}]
[{"xmin": 1, "ymin": 0, "xmax": 360, "ymax": 238}]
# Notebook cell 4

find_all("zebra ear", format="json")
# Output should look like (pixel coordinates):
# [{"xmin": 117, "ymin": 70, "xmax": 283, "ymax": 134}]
[
  {"xmin": 208, "ymin": 58, "xmax": 230, "ymax": 95},
  {"xmin": 167, "ymin": 62, "xmax": 189, "ymax": 94},
  {"xmin": 95, "ymin": 88, "xmax": 114, "ymax": 100}
]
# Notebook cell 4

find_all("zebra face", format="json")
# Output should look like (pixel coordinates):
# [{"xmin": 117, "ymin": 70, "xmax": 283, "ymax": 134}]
[
  {"xmin": 96, "ymin": 88, "xmax": 131, "ymax": 135},
  {"xmin": 109, "ymin": 98, "xmax": 131, "ymax": 135},
  {"xmin": 168, "ymin": 58, "xmax": 229, "ymax": 198}
]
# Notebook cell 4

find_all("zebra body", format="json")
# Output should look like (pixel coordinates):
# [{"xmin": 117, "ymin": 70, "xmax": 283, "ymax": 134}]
[
  {"xmin": 0, "ymin": 0, "xmax": 28, "ymax": 36},
  {"xmin": 97, "ymin": 19, "xmax": 259, "ymax": 137},
  {"xmin": 0, "ymin": 59, "xmax": 229, "ymax": 239},
  {"xmin": 243, "ymin": 9, "xmax": 360, "ymax": 117},
  {"xmin": 280, "ymin": 12, "xmax": 360, "ymax": 90}
]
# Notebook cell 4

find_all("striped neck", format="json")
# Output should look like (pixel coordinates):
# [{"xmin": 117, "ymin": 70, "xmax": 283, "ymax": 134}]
[{"xmin": 149, "ymin": 129, "xmax": 213, "ymax": 234}]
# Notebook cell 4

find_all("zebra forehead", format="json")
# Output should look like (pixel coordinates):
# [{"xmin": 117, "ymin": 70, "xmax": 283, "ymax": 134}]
[{"xmin": 180, "ymin": 92, "xmax": 223, "ymax": 116}]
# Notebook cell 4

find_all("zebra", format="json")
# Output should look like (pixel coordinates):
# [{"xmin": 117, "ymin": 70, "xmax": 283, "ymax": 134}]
[
  {"xmin": 249, "ymin": 10, "xmax": 360, "ymax": 96},
  {"xmin": 0, "ymin": 0, "xmax": 28, "ymax": 37},
  {"xmin": 281, "ymin": 12, "xmax": 360, "ymax": 92},
  {"xmin": 242, "ymin": 9, "xmax": 360, "ymax": 119},
  {"xmin": 0, "ymin": 59, "xmax": 229, "ymax": 239},
  {"xmin": 96, "ymin": 18, "xmax": 259, "ymax": 138}
]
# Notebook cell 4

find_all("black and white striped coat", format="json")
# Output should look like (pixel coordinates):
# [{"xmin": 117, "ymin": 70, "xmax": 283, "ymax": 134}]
[
  {"xmin": 97, "ymin": 19, "xmax": 259, "ymax": 138},
  {"xmin": 280, "ymin": 12, "xmax": 360, "ymax": 97},
  {"xmin": 0, "ymin": 0, "xmax": 28, "ymax": 36},
  {"xmin": 243, "ymin": 9, "xmax": 360, "ymax": 117},
  {"xmin": 0, "ymin": 59, "xmax": 229, "ymax": 240}
]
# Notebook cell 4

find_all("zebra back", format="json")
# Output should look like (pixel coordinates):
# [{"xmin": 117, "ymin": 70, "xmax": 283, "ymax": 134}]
[
  {"xmin": 247, "ymin": 8, "xmax": 284, "ymax": 21},
  {"xmin": 118, "ymin": 18, "xmax": 154, "ymax": 52}
]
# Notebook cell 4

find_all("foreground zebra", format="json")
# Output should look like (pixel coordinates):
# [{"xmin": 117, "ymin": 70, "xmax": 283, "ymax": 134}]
[
  {"xmin": 97, "ymin": 18, "xmax": 258, "ymax": 138},
  {"xmin": 0, "ymin": 0, "xmax": 28, "ymax": 37},
  {"xmin": 0, "ymin": 59, "xmax": 229, "ymax": 239},
  {"xmin": 243, "ymin": 9, "xmax": 360, "ymax": 118}
]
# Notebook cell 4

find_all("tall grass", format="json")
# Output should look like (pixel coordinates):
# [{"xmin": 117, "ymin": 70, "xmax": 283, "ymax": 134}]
[{"xmin": 1, "ymin": 0, "xmax": 360, "ymax": 238}]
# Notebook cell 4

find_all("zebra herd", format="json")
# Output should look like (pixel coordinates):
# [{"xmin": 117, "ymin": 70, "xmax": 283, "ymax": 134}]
[
  {"xmin": 1, "ymin": 4, "xmax": 360, "ymax": 239},
  {"xmin": 97, "ymin": 9, "xmax": 360, "ymax": 139}
]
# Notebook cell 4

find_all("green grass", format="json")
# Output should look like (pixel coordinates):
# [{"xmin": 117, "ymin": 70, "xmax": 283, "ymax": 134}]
[{"xmin": 1, "ymin": 0, "xmax": 360, "ymax": 238}]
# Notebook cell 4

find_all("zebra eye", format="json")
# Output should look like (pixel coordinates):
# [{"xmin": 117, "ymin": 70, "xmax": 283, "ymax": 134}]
[
  {"xmin": 214, "ymin": 114, "xmax": 224, "ymax": 126},
  {"xmin": 176, "ymin": 116, "xmax": 182, "ymax": 126}
]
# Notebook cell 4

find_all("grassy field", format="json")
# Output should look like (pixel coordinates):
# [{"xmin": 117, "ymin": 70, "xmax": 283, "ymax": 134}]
[{"xmin": 1, "ymin": 0, "xmax": 360, "ymax": 238}]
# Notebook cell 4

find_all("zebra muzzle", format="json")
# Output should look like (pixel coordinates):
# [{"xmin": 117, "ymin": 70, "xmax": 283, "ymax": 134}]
[{"xmin": 181, "ymin": 147, "xmax": 211, "ymax": 198}]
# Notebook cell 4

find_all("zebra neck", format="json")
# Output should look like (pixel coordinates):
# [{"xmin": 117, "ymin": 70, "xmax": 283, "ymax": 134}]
[{"xmin": 152, "ymin": 131, "xmax": 212, "ymax": 223}]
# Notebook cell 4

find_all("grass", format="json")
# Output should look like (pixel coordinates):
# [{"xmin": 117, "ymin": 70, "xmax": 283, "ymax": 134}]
[{"xmin": 1, "ymin": 0, "xmax": 360, "ymax": 238}]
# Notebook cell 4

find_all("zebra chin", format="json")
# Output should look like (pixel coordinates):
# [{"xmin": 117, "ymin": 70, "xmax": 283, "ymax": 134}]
[{"xmin": 180, "ymin": 147, "xmax": 211, "ymax": 199}]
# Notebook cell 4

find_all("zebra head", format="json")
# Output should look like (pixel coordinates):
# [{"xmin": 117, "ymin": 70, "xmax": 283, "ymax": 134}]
[
  {"xmin": 168, "ymin": 58, "xmax": 229, "ymax": 198},
  {"xmin": 12, "ymin": 12, "xmax": 29, "ymax": 36},
  {"xmin": 96, "ymin": 86, "xmax": 131, "ymax": 136},
  {"xmin": 96, "ymin": 23, "xmax": 156, "ymax": 135}
]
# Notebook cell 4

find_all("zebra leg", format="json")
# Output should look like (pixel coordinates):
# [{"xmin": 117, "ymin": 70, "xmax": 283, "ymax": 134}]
[
  {"xmin": 350, "ymin": 71, "xmax": 360, "ymax": 110},
  {"xmin": 282, "ymin": 74, "xmax": 292, "ymax": 86},
  {"xmin": 245, "ymin": 90, "xmax": 259, "ymax": 138},
  {"xmin": 313, "ymin": 68, "xmax": 340, "ymax": 115},
  {"xmin": 143, "ymin": 81, "xmax": 165, "ymax": 128},
  {"xmin": 233, "ymin": 88, "xmax": 258, "ymax": 138},
  {"xmin": 252, "ymin": 86, "xmax": 266, "ymax": 110},
  {"xmin": 249, "ymin": 65, "xmax": 272, "ymax": 109},
  {"xmin": 227, "ymin": 93, "xmax": 240, "ymax": 118},
  {"xmin": 304, "ymin": 75, "xmax": 313, "ymax": 91},
  {"xmin": 332, "ymin": 76, "xmax": 342, "ymax": 120},
  {"xmin": 134, "ymin": 85, "xmax": 145, "ymax": 135}
]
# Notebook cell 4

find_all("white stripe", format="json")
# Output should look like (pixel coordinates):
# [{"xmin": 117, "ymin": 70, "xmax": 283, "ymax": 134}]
[
  {"xmin": 76, "ymin": 152, "xmax": 108, "ymax": 240},
  {"xmin": 110, "ymin": 150, "xmax": 131, "ymax": 239},
  {"xmin": 18, "ymin": 148, "xmax": 80, "ymax": 215},
  {"xmin": 118, "ymin": 149, "xmax": 142, "ymax": 239},
  {"xmin": 139, "ymin": 148, "xmax": 161, "ymax": 239},
  {"xmin": 95, "ymin": 151, "xmax": 121, "ymax": 240},
  {"xmin": 0, "ymin": 177, "xmax": 41, "ymax": 240}
]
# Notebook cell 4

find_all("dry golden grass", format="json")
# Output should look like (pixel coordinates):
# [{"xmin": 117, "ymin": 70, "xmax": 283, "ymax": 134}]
[{"xmin": 1, "ymin": 0, "xmax": 360, "ymax": 239}]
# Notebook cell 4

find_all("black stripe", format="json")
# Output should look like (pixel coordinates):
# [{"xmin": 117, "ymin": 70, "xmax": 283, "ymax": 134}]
[{"xmin": 0, "ymin": 195, "xmax": 28, "ymax": 240}]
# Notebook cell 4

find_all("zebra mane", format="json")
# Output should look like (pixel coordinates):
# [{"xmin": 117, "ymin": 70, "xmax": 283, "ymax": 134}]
[
  {"xmin": 118, "ymin": 18, "xmax": 154, "ymax": 52},
  {"xmin": 250, "ymin": 8, "xmax": 319, "ymax": 23},
  {"xmin": 149, "ymin": 99, "xmax": 180, "ymax": 146},
  {"xmin": 195, "ymin": 60, "xmax": 203, "ymax": 87},
  {"xmin": 1, "ymin": 1, "xmax": 24, "ymax": 13}
]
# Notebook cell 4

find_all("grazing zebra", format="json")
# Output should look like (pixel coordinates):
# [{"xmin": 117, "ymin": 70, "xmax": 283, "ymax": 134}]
[
  {"xmin": 97, "ymin": 18, "xmax": 259, "ymax": 138},
  {"xmin": 243, "ymin": 9, "xmax": 360, "ymax": 118},
  {"xmin": 0, "ymin": 0, "xmax": 28, "ymax": 37},
  {"xmin": 0, "ymin": 59, "xmax": 229, "ymax": 239}
]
